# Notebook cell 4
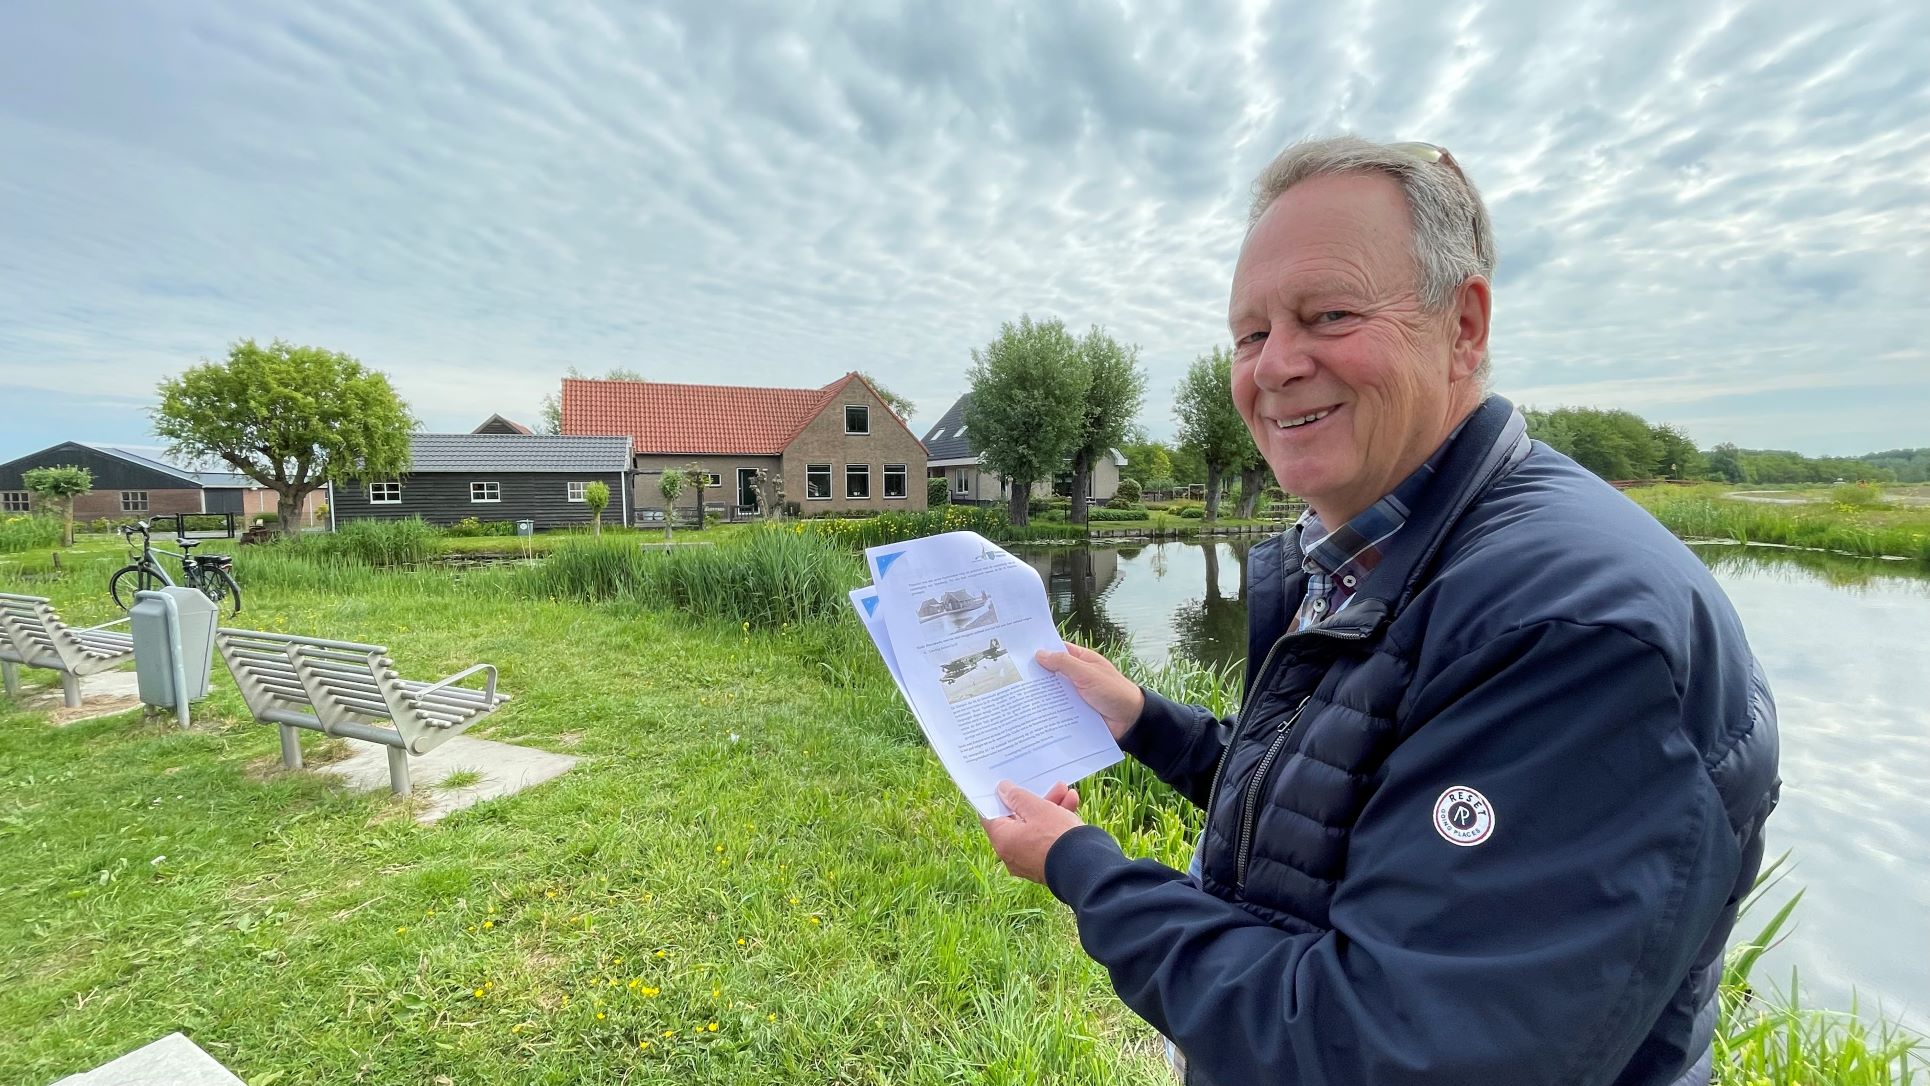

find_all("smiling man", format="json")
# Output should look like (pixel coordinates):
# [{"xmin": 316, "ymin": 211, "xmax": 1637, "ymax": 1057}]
[{"xmin": 987, "ymin": 136, "xmax": 1781, "ymax": 1085}]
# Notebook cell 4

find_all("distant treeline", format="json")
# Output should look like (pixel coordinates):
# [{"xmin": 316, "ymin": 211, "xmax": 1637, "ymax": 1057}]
[{"xmin": 1523, "ymin": 407, "xmax": 1921, "ymax": 485}]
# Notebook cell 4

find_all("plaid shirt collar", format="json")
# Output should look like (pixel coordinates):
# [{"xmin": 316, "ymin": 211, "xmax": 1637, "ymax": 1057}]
[{"xmin": 1289, "ymin": 429, "xmax": 1460, "ymax": 628}]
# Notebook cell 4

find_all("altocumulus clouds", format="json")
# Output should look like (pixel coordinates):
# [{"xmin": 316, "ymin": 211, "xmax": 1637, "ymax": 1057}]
[{"xmin": 0, "ymin": 0, "xmax": 1924, "ymax": 455}]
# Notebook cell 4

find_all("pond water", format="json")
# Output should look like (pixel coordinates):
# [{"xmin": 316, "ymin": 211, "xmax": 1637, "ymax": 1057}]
[{"xmin": 1023, "ymin": 539, "xmax": 1930, "ymax": 1033}]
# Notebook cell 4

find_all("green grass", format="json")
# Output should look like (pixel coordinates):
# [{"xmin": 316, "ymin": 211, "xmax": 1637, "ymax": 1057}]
[
  {"xmin": 0, "ymin": 515, "xmax": 64, "ymax": 554},
  {"xmin": 1629, "ymin": 484, "xmax": 1930, "ymax": 563},
  {"xmin": 1, "ymin": 548, "xmax": 1920, "ymax": 1084}
]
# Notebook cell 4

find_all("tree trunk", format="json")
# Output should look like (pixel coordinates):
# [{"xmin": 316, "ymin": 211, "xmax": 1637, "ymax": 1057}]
[
  {"xmin": 1202, "ymin": 539, "xmax": 1222, "ymax": 603},
  {"xmin": 1204, "ymin": 466, "xmax": 1222, "ymax": 523},
  {"xmin": 1007, "ymin": 478, "xmax": 1030, "ymax": 527},
  {"xmin": 1070, "ymin": 450, "xmax": 1092, "ymax": 525},
  {"xmin": 592, "ymin": 511, "xmax": 602, "ymax": 537},
  {"xmin": 1237, "ymin": 465, "xmax": 1266, "ymax": 519},
  {"xmin": 276, "ymin": 489, "xmax": 302, "ymax": 537},
  {"xmin": 693, "ymin": 486, "xmax": 706, "ymax": 531},
  {"xmin": 664, "ymin": 501, "xmax": 675, "ymax": 541},
  {"xmin": 61, "ymin": 496, "xmax": 75, "ymax": 548}
]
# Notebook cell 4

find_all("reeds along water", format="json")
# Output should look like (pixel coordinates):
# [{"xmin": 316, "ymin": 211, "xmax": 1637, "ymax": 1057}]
[
  {"xmin": 517, "ymin": 527, "xmax": 863, "ymax": 629},
  {"xmin": 1632, "ymin": 493, "xmax": 1930, "ymax": 563}
]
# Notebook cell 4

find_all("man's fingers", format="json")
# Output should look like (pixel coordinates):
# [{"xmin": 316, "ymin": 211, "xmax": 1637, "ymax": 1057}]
[{"xmin": 996, "ymin": 779, "xmax": 1052, "ymax": 818}]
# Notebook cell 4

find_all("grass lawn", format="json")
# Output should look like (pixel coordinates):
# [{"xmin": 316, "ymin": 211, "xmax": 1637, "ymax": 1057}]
[
  {"xmin": 0, "ymin": 562, "xmax": 1168, "ymax": 1085},
  {"xmin": 4, "ymin": 530, "xmax": 1920, "ymax": 1084}
]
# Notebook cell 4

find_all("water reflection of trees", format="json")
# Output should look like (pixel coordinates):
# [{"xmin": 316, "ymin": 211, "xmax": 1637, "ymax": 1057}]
[
  {"xmin": 1029, "ymin": 547, "xmax": 1130, "ymax": 649},
  {"xmin": 1692, "ymin": 544, "xmax": 1930, "ymax": 598},
  {"xmin": 1172, "ymin": 542, "xmax": 1251, "ymax": 673}
]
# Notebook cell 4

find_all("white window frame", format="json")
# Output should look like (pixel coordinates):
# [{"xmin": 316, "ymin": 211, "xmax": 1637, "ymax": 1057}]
[
  {"xmin": 806, "ymin": 463, "xmax": 832, "ymax": 500},
  {"xmin": 699, "ymin": 472, "xmax": 722, "ymax": 488},
  {"xmin": 955, "ymin": 424, "xmax": 966, "ymax": 437},
  {"xmin": 121, "ymin": 491, "xmax": 148, "ymax": 513},
  {"xmin": 953, "ymin": 468, "xmax": 971, "ymax": 495},
  {"xmin": 369, "ymin": 482, "xmax": 401, "ymax": 505},
  {"xmin": 567, "ymin": 481, "xmax": 587, "ymax": 503},
  {"xmin": 883, "ymin": 464, "xmax": 908, "ymax": 499},
  {"xmin": 845, "ymin": 464, "xmax": 870, "ymax": 499},
  {"xmin": 1, "ymin": 491, "xmax": 28, "ymax": 513},
  {"xmin": 844, "ymin": 404, "xmax": 869, "ymax": 435},
  {"xmin": 470, "ymin": 481, "xmax": 501, "ymax": 504}
]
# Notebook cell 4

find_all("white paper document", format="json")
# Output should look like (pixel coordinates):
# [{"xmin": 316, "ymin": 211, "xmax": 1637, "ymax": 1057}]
[{"xmin": 850, "ymin": 531, "xmax": 1122, "ymax": 817}]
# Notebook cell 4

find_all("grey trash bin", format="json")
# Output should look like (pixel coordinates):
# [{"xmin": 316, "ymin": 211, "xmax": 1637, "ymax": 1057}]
[
  {"xmin": 130, "ymin": 587, "xmax": 219, "ymax": 726},
  {"xmin": 516, "ymin": 519, "xmax": 534, "ymax": 537}
]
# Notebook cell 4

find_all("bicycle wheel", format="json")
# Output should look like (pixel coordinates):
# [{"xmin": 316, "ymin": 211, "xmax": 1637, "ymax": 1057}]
[
  {"xmin": 199, "ymin": 567, "xmax": 243, "ymax": 617},
  {"xmin": 108, "ymin": 565, "xmax": 164, "ymax": 610}
]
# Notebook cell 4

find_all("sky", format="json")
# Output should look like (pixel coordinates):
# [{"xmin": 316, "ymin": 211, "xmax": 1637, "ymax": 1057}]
[{"xmin": 2, "ymin": 0, "xmax": 1926, "ymax": 467}]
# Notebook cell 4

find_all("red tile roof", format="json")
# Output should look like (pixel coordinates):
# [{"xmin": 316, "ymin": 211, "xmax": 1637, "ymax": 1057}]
[{"xmin": 561, "ymin": 372, "xmax": 919, "ymax": 455}]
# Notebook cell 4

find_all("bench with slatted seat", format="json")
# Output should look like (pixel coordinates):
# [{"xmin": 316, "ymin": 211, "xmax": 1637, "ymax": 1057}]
[
  {"xmin": 214, "ymin": 628, "xmax": 510, "ymax": 796},
  {"xmin": 0, "ymin": 592, "xmax": 137, "ymax": 708}
]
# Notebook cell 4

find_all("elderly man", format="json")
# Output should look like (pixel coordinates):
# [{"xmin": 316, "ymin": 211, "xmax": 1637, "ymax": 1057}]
[{"xmin": 987, "ymin": 136, "xmax": 1780, "ymax": 1085}]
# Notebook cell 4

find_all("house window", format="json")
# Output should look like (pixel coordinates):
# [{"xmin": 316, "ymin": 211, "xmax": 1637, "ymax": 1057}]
[
  {"xmin": 1, "ymin": 491, "xmax": 28, "ymax": 513},
  {"xmin": 953, "ymin": 469, "xmax": 971, "ymax": 495},
  {"xmin": 121, "ymin": 491, "xmax": 148, "ymax": 513},
  {"xmin": 845, "ymin": 405, "xmax": 869, "ymax": 434},
  {"xmin": 369, "ymin": 482, "xmax": 401, "ymax": 504},
  {"xmin": 931, "ymin": 428, "xmax": 946, "ymax": 440},
  {"xmin": 883, "ymin": 464, "xmax": 908, "ymax": 499},
  {"xmin": 471, "ymin": 481, "xmax": 501, "ymax": 503},
  {"xmin": 699, "ymin": 472, "xmax": 722, "ymax": 488},
  {"xmin": 567, "ymin": 481, "xmax": 587, "ymax": 502},
  {"xmin": 806, "ymin": 463, "xmax": 832, "ymax": 500},
  {"xmin": 845, "ymin": 464, "xmax": 870, "ymax": 499},
  {"xmin": 955, "ymin": 424, "xmax": 966, "ymax": 437}
]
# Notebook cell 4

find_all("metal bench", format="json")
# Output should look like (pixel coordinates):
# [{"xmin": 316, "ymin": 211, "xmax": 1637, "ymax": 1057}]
[
  {"xmin": 214, "ymin": 628, "xmax": 510, "ymax": 795},
  {"xmin": 0, "ymin": 592, "xmax": 137, "ymax": 707}
]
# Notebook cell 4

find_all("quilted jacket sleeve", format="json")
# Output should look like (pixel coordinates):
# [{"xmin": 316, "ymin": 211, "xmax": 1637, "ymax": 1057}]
[{"xmin": 1045, "ymin": 620, "xmax": 1744, "ymax": 1086}]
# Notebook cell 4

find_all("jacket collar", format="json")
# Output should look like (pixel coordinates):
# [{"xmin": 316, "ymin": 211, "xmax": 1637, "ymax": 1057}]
[{"xmin": 1243, "ymin": 395, "xmax": 1529, "ymax": 672}]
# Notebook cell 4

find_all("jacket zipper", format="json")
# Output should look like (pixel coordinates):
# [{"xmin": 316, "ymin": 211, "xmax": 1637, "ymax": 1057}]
[
  {"xmin": 1236, "ymin": 696, "xmax": 1311, "ymax": 892},
  {"xmin": 1201, "ymin": 633, "xmax": 1294, "ymax": 857},
  {"xmin": 1201, "ymin": 618, "xmax": 1374, "ymax": 890}
]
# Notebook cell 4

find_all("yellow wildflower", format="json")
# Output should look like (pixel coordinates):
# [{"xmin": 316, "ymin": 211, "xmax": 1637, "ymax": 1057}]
[{"xmin": 706, "ymin": 1022, "xmax": 719, "ymax": 1032}]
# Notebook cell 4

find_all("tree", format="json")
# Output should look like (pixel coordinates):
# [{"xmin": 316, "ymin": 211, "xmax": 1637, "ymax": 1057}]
[
  {"xmin": 22, "ymin": 465, "xmax": 91, "ymax": 547},
  {"xmin": 538, "ymin": 365, "xmax": 646, "ymax": 434},
  {"xmin": 685, "ymin": 464, "xmax": 712, "ymax": 530},
  {"xmin": 928, "ymin": 476, "xmax": 950, "ymax": 506},
  {"xmin": 1648, "ymin": 424, "xmax": 1705, "ymax": 481},
  {"xmin": 658, "ymin": 470, "xmax": 685, "ymax": 541},
  {"xmin": 1174, "ymin": 347, "xmax": 1253, "ymax": 522},
  {"xmin": 1704, "ymin": 443, "xmax": 1744, "ymax": 484},
  {"xmin": 861, "ymin": 372, "xmax": 915, "ymax": 420},
  {"xmin": 1068, "ymin": 328, "xmax": 1147, "ymax": 525},
  {"xmin": 153, "ymin": 339, "xmax": 416, "ymax": 536},
  {"xmin": 584, "ymin": 480, "xmax": 610, "ymax": 536},
  {"xmin": 964, "ymin": 315, "xmax": 1087, "ymax": 526}
]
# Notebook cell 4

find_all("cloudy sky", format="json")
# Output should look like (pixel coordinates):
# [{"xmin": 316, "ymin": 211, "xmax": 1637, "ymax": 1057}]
[{"xmin": 2, "ymin": 0, "xmax": 1925, "ymax": 465}]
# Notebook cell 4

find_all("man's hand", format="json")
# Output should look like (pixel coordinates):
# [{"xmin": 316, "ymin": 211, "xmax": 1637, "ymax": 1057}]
[
  {"xmin": 981, "ymin": 780, "xmax": 1084, "ymax": 884},
  {"xmin": 1035, "ymin": 642, "xmax": 1145, "ymax": 740}
]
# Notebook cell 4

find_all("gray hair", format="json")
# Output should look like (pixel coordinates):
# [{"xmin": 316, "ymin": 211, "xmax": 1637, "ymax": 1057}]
[{"xmin": 1248, "ymin": 135, "xmax": 1498, "ymax": 379}]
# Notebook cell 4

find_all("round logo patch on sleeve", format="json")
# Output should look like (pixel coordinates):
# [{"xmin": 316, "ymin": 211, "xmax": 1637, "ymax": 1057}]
[{"xmin": 1433, "ymin": 786, "xmax": 1495, "ymax": 847}]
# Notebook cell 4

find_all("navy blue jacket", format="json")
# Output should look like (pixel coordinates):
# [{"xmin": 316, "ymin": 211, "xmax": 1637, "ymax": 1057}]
[{"xmin": 1045, "ymin": 397, "xmax": 1780, "ymax": 1085}]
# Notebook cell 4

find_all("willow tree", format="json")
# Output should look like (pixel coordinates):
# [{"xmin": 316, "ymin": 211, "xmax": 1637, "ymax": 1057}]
[
  {"xmin": 22, "ymin": 465, "xmax": 92, "ymax": 547},
  {"xmin": 964, "ymin": 316, "xmax": 1086, "ymax": 526},
  {"xmin": 153, "ymin": 340, "xmax": 415, "ymax": 535},
  {"xmin": 1068, "ymin": 327, "xmax": 1146, "ymax": 524},
  {"xmin": 1174, "ymin": 346, "xmax": 1255, "ymax": 523}
]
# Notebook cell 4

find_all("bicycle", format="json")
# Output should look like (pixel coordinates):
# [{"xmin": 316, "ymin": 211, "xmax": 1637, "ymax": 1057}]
[{"xmin": 109, "ymin": 520, "xmax": 243, "ymax": 616}]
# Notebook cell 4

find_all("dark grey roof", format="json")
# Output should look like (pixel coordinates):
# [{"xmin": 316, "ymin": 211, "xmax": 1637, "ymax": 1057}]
[
  {"xmin": 921, "ymin": 395, "xmax": 977, "ymax": 461},
  {"xmin": 406, "ymin": 433, "xmax": 631, "ymax": 473},
  {"xmin": 89, "ymin": 445, "xmax": 253, "ymax": 488}
]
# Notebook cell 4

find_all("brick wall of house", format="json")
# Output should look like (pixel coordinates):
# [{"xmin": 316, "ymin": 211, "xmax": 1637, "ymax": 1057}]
[
  {"xmin": 781, "ymin": 385, "xmax": 927, "ymax": 514},
  {"xmin": 70, "ymin": 488, "xmax": 203, "ymax": 521},
  {"xmin": 630, "ymin": 454, "xmax": 782, "ymax": 520}
]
